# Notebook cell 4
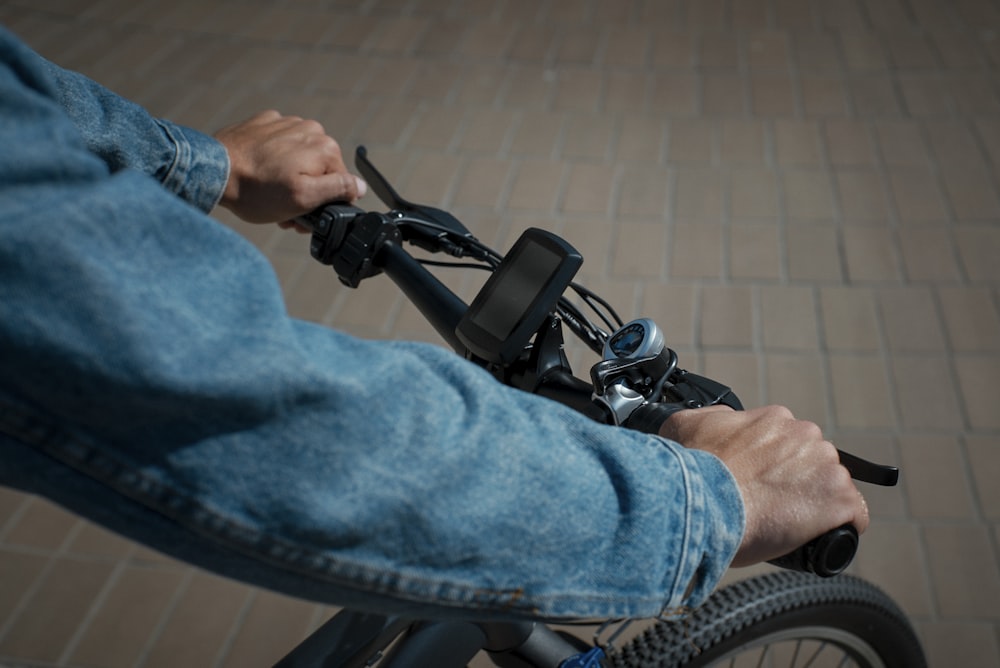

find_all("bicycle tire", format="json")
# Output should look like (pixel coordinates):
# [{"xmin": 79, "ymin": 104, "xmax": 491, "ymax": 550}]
[{"xmin": 605, "ymin": 571, "xmax": 926, "ymax": 668}]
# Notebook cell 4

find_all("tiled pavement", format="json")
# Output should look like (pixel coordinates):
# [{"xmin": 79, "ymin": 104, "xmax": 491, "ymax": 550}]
[{"xmin": 2, "ymin": 0, "xmax": 1000, "ymax": 665}]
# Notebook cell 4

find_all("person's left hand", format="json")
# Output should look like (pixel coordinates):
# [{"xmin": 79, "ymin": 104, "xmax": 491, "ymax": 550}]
[{"xmin": 214, "ymin": 110, "xmax": 366, "ymax": 228}]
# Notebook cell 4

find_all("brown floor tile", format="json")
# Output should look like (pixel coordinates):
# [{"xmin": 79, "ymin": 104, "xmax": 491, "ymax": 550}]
[
  {"xmin": 760, "ymin": 285, "xmax": 820, "ymax": 351},
  {"xmin": 891, "ymin": 355, "xmax": 965, "ymax": 432},
  {"xmin": 69, "ymin": 565, "xmax": 187, "ymax": 668},
  {"xmin": 670, "ymin": 222, "xmax": 724, "ymax": 279},
  {"xmin": 729, "ymin": 222, "xmax": 782, "ymax": 280},
  {"xmin": 3, "ymin": 497, "xmax": 79, "ymax": 551},
  {"xmin": 953, "ymin": 355, "xmax": 1000, "ymax": 430},
  {"xmin": 828, "ymin": 353, "xmax": 896, "ymax": 429},
  {"xmin": 924, "ymin": 523, "xmax": 1000, "ymax": 619},
  {"xmin": 763, "ymin": 353, "xmax": 828, "ymax": 426},
  {"xmin": 783, "ymin": 171, "xmax": 836, "ymax": 222},
  {"xmin": 0, "ymin": 557, "xmax": 115, "ymax": 662},
  {"xmin": 878, "ymin": 287, "xmax": 948, "ymax": 352},
  {"xmin": 700, "ymin": 285, "xmax": 754, "ymax": 348},
  {"xmin": 898, "ymin": 434, "xmax": 977, "ymax": 519},
  {"xmin": 219, "ymin": 590, "xmax": 322, "ymax": 668},
  {"xmin": 786, "ymin": 225, "xmax": 844, "ymax": 281},
  {"xmin": 819, "ymin": 287, "xmax": 881, "ymax": 352},
  {"xmin": 730, "ymin": 168, "xmax": 780, "ymax": 220}
]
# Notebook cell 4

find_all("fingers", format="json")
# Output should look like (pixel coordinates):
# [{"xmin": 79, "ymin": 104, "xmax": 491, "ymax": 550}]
[{"xmin": 215, "ymin": 109, "xmax": 368, "ymax": 223}]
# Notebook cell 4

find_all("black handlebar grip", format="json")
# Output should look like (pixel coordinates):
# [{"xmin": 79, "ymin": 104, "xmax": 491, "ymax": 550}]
[{"xmin": 767, "ymin": 524, "xmax": 858, "ymax": 577}]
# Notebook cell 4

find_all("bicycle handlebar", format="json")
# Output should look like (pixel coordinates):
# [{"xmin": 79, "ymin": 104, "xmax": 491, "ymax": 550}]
[{"xmin": 296, "ymin": 148, "xmax": 899, "ymax": 580}]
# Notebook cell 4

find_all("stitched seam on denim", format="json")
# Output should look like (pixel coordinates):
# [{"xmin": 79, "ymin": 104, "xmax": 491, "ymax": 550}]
[{"xmin": 0, "ymin": 402, "xmax": 668, "ymax": 616}]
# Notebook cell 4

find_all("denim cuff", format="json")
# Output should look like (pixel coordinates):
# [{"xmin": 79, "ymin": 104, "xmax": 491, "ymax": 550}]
[
  {"xmin": 156, "ymin": 119, "xmax": 229, "ymax": 213},
  {"xmin": 668, "ymin": 447, "xmax": 745, "ymax": 612}
]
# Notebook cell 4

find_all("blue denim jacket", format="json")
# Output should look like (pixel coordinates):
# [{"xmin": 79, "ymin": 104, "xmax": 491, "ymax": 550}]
[{"xmin": 0, "ymin": 26, "xmax": 743, "ymax": 621}]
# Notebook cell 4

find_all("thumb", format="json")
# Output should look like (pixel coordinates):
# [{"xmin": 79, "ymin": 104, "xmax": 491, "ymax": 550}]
[{"xmin": 302, "ymin": 172, "xmax": 367, "ymax": 207}]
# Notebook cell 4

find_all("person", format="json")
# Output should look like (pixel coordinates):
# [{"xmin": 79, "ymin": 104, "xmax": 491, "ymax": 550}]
[{"xmin": 0, "ymin": 25, "xmax": 868, "ymax": 621}]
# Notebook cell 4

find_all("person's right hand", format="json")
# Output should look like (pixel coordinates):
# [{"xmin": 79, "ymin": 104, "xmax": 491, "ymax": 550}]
[{"xmin": 659, "ymin": 405, "xmax": 869, "ymax": 568}]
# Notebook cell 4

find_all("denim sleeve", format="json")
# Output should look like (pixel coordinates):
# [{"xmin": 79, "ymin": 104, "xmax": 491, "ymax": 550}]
[
  {"xmin": 31, "ymin": 44, "xmax": 228, "ymax": 213},
  {"xmin": 0, "ymin": 27, "xmax": 744, "ymax": 621}
]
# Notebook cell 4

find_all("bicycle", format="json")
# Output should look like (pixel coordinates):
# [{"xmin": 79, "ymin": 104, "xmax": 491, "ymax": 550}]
[{"xmin": 273, "ymin": 147, "xmax": 927, "ymax": 668}]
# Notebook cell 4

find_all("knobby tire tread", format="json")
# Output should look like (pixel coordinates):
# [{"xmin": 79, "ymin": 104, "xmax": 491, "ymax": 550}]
[{"xmin": 605, "ymin": 571, "xmax": 925, "ymax": 668}]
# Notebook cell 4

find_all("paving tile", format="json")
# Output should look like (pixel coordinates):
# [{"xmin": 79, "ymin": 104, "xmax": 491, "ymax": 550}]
[
  {"xmin": 404, "ymin": 153, "xmax": 463, "ymax": 206},
  {"xmin": 562, "ymin": 163, "xmax": 615, "ymax": 215},
  {"xmin": 878, "ymin": 287, "xmax": 948, "ymax": 352},
  {"xmin": 674, "ymin": 168, "xmax": 724, "ymax": 221},
  {"xmin": 785, "ymin": 225, "xmax": 844, "ymax": 281},
  {"xmin": 730, "ymin": 168, "xmax": 780, "ymax": 220},
  {"xmin": 791, "ymin": 30, "xmax": 841, "ymax": 70},
  {"xmin": 507, "ymin": 159, "xmax": 565, "ymax": 211},
  {"xmin": 843, "ymin": 226, "xmax": 900, "ymax": 282},
  {"xmin": 651, "ymin": 31, "xmax": 695, "ymax": 68},
  {"xmin": 142, "ymin": 571, "xmax": 252, "ymax": 668},
  {"xmin": 69, "ymin": 565, "xmax": 187, "ymax": 668},
  {"xmin": 617, "ymin": 165, "xmax": 671, "ymax": 219},
  {"xmin": 700, "ymin": 32, "xmax": 740, "ymax": 69},
  {"xmin": 3, "ymin": 497, "xmax": 79, "ymax": 551},
  {"xmin": 616, "ymin": 115, "xmax": 667, "ymax": 163},
  {"xmin": 219, "ymin": 590, "xmax": 323, "ymax": 668},
  {"xmin": 875, "ymin": 120, "xmax": 930, "ymax": 168},
  {"xmin": 887, "ymin": 169, "xmax": 949, "ymax": 224},
  {"xmin": 898, "ymin": 75, "xmax": 954, "ymax": 117},
  {"xmin": 824, "ymin": 120, "xmax": 877, "ymax": 166},
  {"xmin": 66, "ymin": 521, "xmax": 134, "ymax": 559},
  {"xmin": 966, "ymin": 434, "xmax": 1000, "ymax": 520},
  {"xmin": 763, "ymin": 353, "xmax": 828, "ymax": 426},
  {"xmin": 828, "ymin": 353, "xmax": 895, "ymax": 429},
  {"xmin": 0, "ymin": 557, "xmax": 115, "ymax": 662},
  {"xmin": 853, "ymin": 520, "xmax": 933, "ymax": 618},
  {"xmin": 954, "ymin": 224, "xmax": 1000, "ymax": 281},
  {"xmin": 898, "ymin": 434, "xmax": 976, "ymax": 519},
  {"xmin": 729, "ymin": 222, "xmax": 782, "ymax": 280},
  {"xmin": 701, "ymin": 73, "xmax": 748, "ymax": 116},
  {"xmin": 936, "ymin": 287, "xmax": 1000, "ymax": 352},
  {"xmin": 891, "ymin": 354, "xmax": 965, "ymax": 432},
  {"xmin": 918, "ymin": 621, "xmax": 1000, "ymax": 668},
  {"xmin": 783, "ymin": 171, "xmax": 837, "ymax": 222},
  {"xmin": 924, "ymin": 523, "xmax": 1000, "ymax": 619},
  {"xmin": 897, "ymin": 226, "xmax": 962, "ymax": 282},
  {"xmin": 819, "ymin": 287, "xmax": 881, "ymax": 352},
  {"xmin": 719, "ymin": 120, "xmax": 765, "ymax": 164},
  {"xmin": 603, "ymin": 25, "xmax": 651, "ymax": 68},
  {"xmin": 0, "ymin": 548, "xmax": 49, "ymax": 630},
  {"xmin": 605, "ymin": 70, "xmax": 650, "ymax": 114},
  {"xmin": 774, "ymin": 120, "xmax": 824, "ymax": 166},
  {"xmin": 800, "ymin": 74, "xmax": 849, "ymax": 116},
  {"xmin": 509, "ymin": 110, "xmax": 564, "ymax": 157},
  {"xmin": 670, "ymin": 222, "xmax": 723, "ymax": 279},
  {"xmin": 760, "ymin": 286, "xmax": 819, "ymax": 351},
  {"xmin": 883, "ymin": 31, "xmax": 938, "ymax": 68},
  {"xmin": 953, "ymin": 354, "xmax": 1000, "ymax": 429},
  {"xmin": 849, "ymin": 76, "xmax": 903, "ymax": 116},
  {"xmin": 457, "ymin": 109, "xmax": 516, "ymax": 154},
  {"xmin": 746, "ymin": 31, "xmax": 790, "ymax": 70},
  {"xmin": 667, "ymin": 120, "xmax": 715, "ymax": 164},
  {"xmin": 836, "ymin": 171, "xmax": 891, "ymax": 223},
  {"xmin": 841, "ymin": 33, "xmax": 890, "ymax": 71},
  {"xmin": 700, "ymin": 285, "xmax": 754, "ymax": 348},
  {"xmin": 452, "ymin": 157, "xmax": 512, "ymax": 210},
  {"xmin": 552, "ymin": 68, "xmax": 604, "ymax": 113},
  {"xmin": 941, "ymin": 167, "xmax": 1000, "ymax": 220},
  {"xmin": 0, "ymin": 487, "xmax": 30, "ymax": 533},
  {"xmin": 610, "ymin": 221, "xmax": 666, "ymax": 278},
  {"xmin": 562, "ymin": 114, "xmax": 614, "ymax": 160}
]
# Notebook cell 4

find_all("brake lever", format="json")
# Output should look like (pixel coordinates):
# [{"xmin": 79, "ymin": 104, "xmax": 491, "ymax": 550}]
[{"xmin": 354, "ymin": 146, "xmax": 475, "ymax": 242}]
